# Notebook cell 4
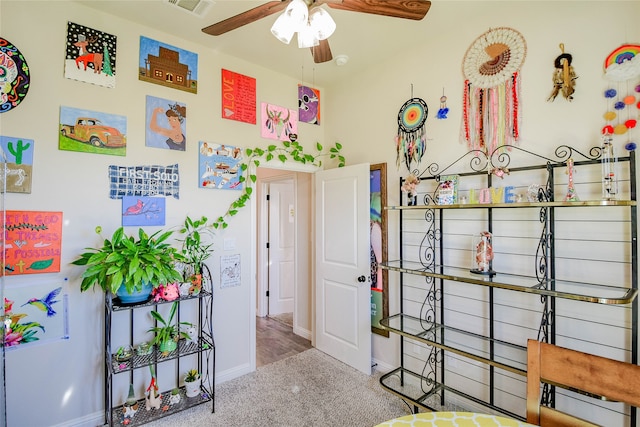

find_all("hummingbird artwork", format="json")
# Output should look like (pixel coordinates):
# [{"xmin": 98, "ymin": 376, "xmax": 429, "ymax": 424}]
[{"xmin": 22, "ymin": 286, "xmax": 62, "ymax": 317}]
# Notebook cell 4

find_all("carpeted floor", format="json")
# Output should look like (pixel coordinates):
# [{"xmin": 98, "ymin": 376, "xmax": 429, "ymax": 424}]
[{"xmin": 146, "ymin": 348, "xmax": 411, "ymax": 427}]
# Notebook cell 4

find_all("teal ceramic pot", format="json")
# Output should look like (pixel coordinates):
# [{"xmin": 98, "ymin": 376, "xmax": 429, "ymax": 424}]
[
  {"xmin": 116, "ymin": 282, "xmax": 153, "ymax": 304},
  {"xmin": 159, "ymin": 339, "xmax": 178, "ymax": 354}
]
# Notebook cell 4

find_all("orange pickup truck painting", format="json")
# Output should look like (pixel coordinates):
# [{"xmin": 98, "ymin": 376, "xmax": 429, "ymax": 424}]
[{"xmin": 60, "ymin": 117, "xmax": 126, "ymax": 148}]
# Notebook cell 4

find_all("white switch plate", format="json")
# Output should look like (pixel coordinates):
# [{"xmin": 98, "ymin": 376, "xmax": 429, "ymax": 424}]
[{"xmin": 224, "ymin": 238, "xmax": 236, "ymax": 251}]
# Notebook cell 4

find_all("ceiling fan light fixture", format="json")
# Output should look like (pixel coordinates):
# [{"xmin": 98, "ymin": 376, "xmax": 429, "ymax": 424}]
[
  {"xmin": 309, "ymin": 7, "xmax": 336, "ymax": 41},
  {"xmin": 271, "ymin": 13, "xmax": 296, "ymax": 44},
  {"xmin": 297, "ymin": 23, "xmax": 320, "ymax": 49},
  {"xmin": 285, "ymin": 0, "xmax": 308, "ymax": 27}
]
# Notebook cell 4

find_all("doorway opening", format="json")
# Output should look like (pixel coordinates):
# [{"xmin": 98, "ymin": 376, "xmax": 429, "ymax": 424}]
[{"xmin": 255, "ymin": 168, "xmax": 313, "ymax": 367}]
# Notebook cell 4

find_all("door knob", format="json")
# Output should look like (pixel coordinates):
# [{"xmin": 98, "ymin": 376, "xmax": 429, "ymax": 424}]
[{"xmin": 357, "ymin": 275, "xmax": 366, "ymax": 283}]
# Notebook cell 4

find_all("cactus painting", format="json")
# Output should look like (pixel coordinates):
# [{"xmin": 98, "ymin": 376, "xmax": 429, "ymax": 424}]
[{"xmin": 0, "ymin": 135, "xmax": 34, "ymax": 193}]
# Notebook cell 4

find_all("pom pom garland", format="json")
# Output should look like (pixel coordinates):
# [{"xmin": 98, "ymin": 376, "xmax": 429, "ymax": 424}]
[
  {"xmin": 614, "ymin": 123, "xmax": 628, "ymax": 134},
  {"xmin": 602, "ymin": 125, "xmax": 615, "ymax": 134},
  {"xmin": 625, "ymin": 142, "xmax": 637, "ymax": 151},
  {"xmin": 605, "ymin": 89, "xmax": 617, "ymax": 98},
  {"xmin": 615, "ymin": 101, "xmax": 625, "ymax": 109},
  {"xmin": 624, "ymin": 95, "xmax": 636, "ymax": 104}
]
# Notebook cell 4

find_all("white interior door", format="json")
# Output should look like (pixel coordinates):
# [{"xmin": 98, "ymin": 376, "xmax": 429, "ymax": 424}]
[
  {"xmin": 268, "ymin": 179, "xmax": 295, "ymax": 315},
  {"xmin": 315, "ymin": 163, "xmax": 371, "ymax": 374}
]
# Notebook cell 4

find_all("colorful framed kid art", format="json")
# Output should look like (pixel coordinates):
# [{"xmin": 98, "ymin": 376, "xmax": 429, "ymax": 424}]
[
  {"xmin": 0, "ymin": 135, "xmax": 34, "ymax": 193},
  {"xmin": 199, "ymin": 142, "xmax": 243, "ymax": 190},
  {"xmin": 139, "ymin": 36, "xmax": 198, "ymax": 94},
  {"xmin": 221, "ymin": 69, "xmax": 256, "ymax": 124},
  {"xmin": 4, "ymin": 280, "xmax": 69, "ymax": 349},
  {"xmin": 145, "ymin": 95, "xmax": 187, "ymax": 151},
  {"xmin": 0, "ymin": 37, "xmax": 30, "ymax": 112},
  {"xmin": 4, "ymin": 210, "xmax": 63, "ymax": 276},
  {"xmin": 261, "ymin": 103, "xmax": 298, "ymax": 141},
  {"xmin": 64, "ymin": 22, "xmax": 117, "ymax": 88},
  {"xmin": 370, "ymin": 163, "xmax": 389, "ymax": 337},
  {"xmin": 298, "ymin": 85, "xmax": 320, "ymax": 125},
  {"xmin": 59, "ymin": 106, "xmax": 126, "ymax": 156},
  {"xmin": 122, "ymin": 196, "xmax": 166, "ymax": 226}
]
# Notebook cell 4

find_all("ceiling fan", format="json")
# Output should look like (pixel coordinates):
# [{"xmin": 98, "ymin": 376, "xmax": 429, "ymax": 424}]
[{"xmin": 202, "ymin": 0, "xmax": 431, "ymax": 64}]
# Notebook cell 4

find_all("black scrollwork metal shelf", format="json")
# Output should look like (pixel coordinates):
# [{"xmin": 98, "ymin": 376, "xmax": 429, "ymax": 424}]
[
  {"xmin": 108, "ymin": 290, "xmax": 212, "ymax": 312},
  {"xmin": 109, "ymin": 384, "xmax": 213, "ymax": 427},
  {"xmin": 381, "ymin": 314, "xmax": 527, "ymax": 376},
  {"xmin": 386, "ymin": 200, "xmax": 637, "ymax": 210},
  {"xmin": 379, "ymin": 367, "xmax": 525, "ymax": 421},
  {"xmin": 108, "ymin": 335, "xmax": 215, "ymax": 375},
  {"xmin": 380, "ymin": 261, "xmax": 637, "ymax": 305},
  {"xmin": 382, "ymin": 145, "xmax": 637, "ymax": 422},
  {"xmin": 103, "ymin": 264, "xmax": 215, "ymax": 427}
]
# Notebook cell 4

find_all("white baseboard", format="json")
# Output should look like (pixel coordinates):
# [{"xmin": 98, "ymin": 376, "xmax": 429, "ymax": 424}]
[
  {"xmin": 49, "ymin": 364, "xmax": 255, "ymax": 427},
  {"xmin": 372, "ymin": 357, "xmax": 395, "ymax": 374},
  {"xmin": 214, "ymin": 362, "xmax": 253, "ymax": 384},
  {"xmin": 293, "ymin": 325, "xmax": 311, "ymax": 340},
  {"xmin": 50, "ymin": 411, "xmax": 103, "ymax": 427}
]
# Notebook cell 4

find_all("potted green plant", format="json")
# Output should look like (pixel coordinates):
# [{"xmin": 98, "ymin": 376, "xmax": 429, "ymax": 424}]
[
  {"xmin": 148, "ymin": 301, "xmax": 192, "ymax": 355},
  {"xmin": 72, "ymin": 226, "xmax": 185, "ymax": 304},
  {"xmin": 184, "ymin": 368, "xmax": 201, "ymax": 398},
  {"xmin": 179, "ymin": 215, "xmax": 214, "ymax": 277}
]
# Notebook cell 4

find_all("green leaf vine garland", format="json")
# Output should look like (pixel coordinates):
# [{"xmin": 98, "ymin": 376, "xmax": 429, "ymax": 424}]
[{"xmin": 210, "ymin": 140, "xmax": 345, "ymax": 230}]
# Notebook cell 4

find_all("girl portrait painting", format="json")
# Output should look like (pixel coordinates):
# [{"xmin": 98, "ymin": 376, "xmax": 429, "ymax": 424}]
[{"xmin": 145, "ymin": 95, "xmax": 186, "ymax": 151}]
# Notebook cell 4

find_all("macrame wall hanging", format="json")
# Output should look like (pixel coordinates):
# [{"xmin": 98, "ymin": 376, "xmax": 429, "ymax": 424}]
[
  {"xmin": 395, "ymin": 96, "xmax": 428, "ymax": 170},
  {"xmin": 602, "ymin": 44, "xmax": 640, "ymax": 149},
  {"xmin": 461, "ymin": 27, "xmax": 527, "ymax": 154},
  {"xmin": 547, "ymin": 43, "xmax": 577, "ymax": 102}
]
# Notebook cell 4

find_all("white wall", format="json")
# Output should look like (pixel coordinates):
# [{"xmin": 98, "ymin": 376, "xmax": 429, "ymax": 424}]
[
  {"xmin": 2, "ymin": 0, "xmax": 640, "ymax": 425},
  {"xmin": 325, "ymin": 0, "xmax": 640, "ymax": 370},
  {"xmin": 0, "ymin": 1, "xmax": 324, "ymax": 426}
]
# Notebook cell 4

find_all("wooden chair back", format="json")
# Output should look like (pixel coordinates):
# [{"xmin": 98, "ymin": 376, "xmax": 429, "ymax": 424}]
[{"xmin": 526, "ymin": 339, "xmax": 640, "ymax": 426}]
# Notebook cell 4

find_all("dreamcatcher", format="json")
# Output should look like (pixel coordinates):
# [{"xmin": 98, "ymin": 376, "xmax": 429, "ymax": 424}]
[
  {"xmin": 461, "ymin": 27, "xmax": 527, "ymax": 154},
  {"xmin": 395, "ymin": 97, "xmax": 428, "ymax": 170}
]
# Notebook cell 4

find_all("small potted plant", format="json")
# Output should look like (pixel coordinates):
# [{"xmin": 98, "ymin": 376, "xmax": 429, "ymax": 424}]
[
  {"xmin": 148, "ymin": 301, "xmax": 192, "ymax": 355},
  {"xmin": 72, "ymin": 226, "xmax": 185, "ymax": 304},
  {"xmin": 179, "ymin": 215, "xmax": 214, "ymax": 280},
  {"xmin": 169, "ymin": 387, "xmax": 181, "ymax": 405},
  {"xmin": 184, "ymin": 369, "xmax": 201, "ymax": 398}
]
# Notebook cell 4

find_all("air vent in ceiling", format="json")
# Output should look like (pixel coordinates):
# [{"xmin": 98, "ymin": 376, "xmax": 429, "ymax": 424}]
[{"xmin": 164, "ymin": 0, "xmax": 215, "ymax": 17}]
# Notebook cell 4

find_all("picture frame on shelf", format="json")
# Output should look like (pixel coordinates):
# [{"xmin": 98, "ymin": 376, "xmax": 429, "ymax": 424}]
[{"xmin": 437, "ymin": 174, "xmax": 459, "ymax": 205}]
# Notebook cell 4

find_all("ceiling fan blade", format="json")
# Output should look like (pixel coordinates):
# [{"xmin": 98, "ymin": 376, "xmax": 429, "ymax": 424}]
[
  {"xmin": 202, "ymin": 1, "xmax": 288, "ymax": 36},
  {"xmin": 312, "ymin": 39, "xmax": 333, "ymax": 64},
  {"xmin": 327, "ymin": 0, "xmax": 431, "ymax": 20}
]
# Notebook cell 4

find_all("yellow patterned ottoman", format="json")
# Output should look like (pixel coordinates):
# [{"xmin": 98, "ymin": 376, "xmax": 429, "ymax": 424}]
[{"xmin": 375, "ymin": 411, "xmax": 536, "ymax": 427}]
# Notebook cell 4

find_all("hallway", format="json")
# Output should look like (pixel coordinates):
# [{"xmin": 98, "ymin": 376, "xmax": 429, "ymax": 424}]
[{"xmin": 256, "ymin": 316, "xmax": 312, "ymax": 367}]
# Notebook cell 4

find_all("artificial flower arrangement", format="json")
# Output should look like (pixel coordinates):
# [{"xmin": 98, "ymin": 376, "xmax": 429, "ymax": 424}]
[
  {"xmin": 401, "ymin": 173, "xmax": 420, "ymax": 200},
  {"xmin": 151, "ymin": 282, "xmax": 180, "ymax": 302}
]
